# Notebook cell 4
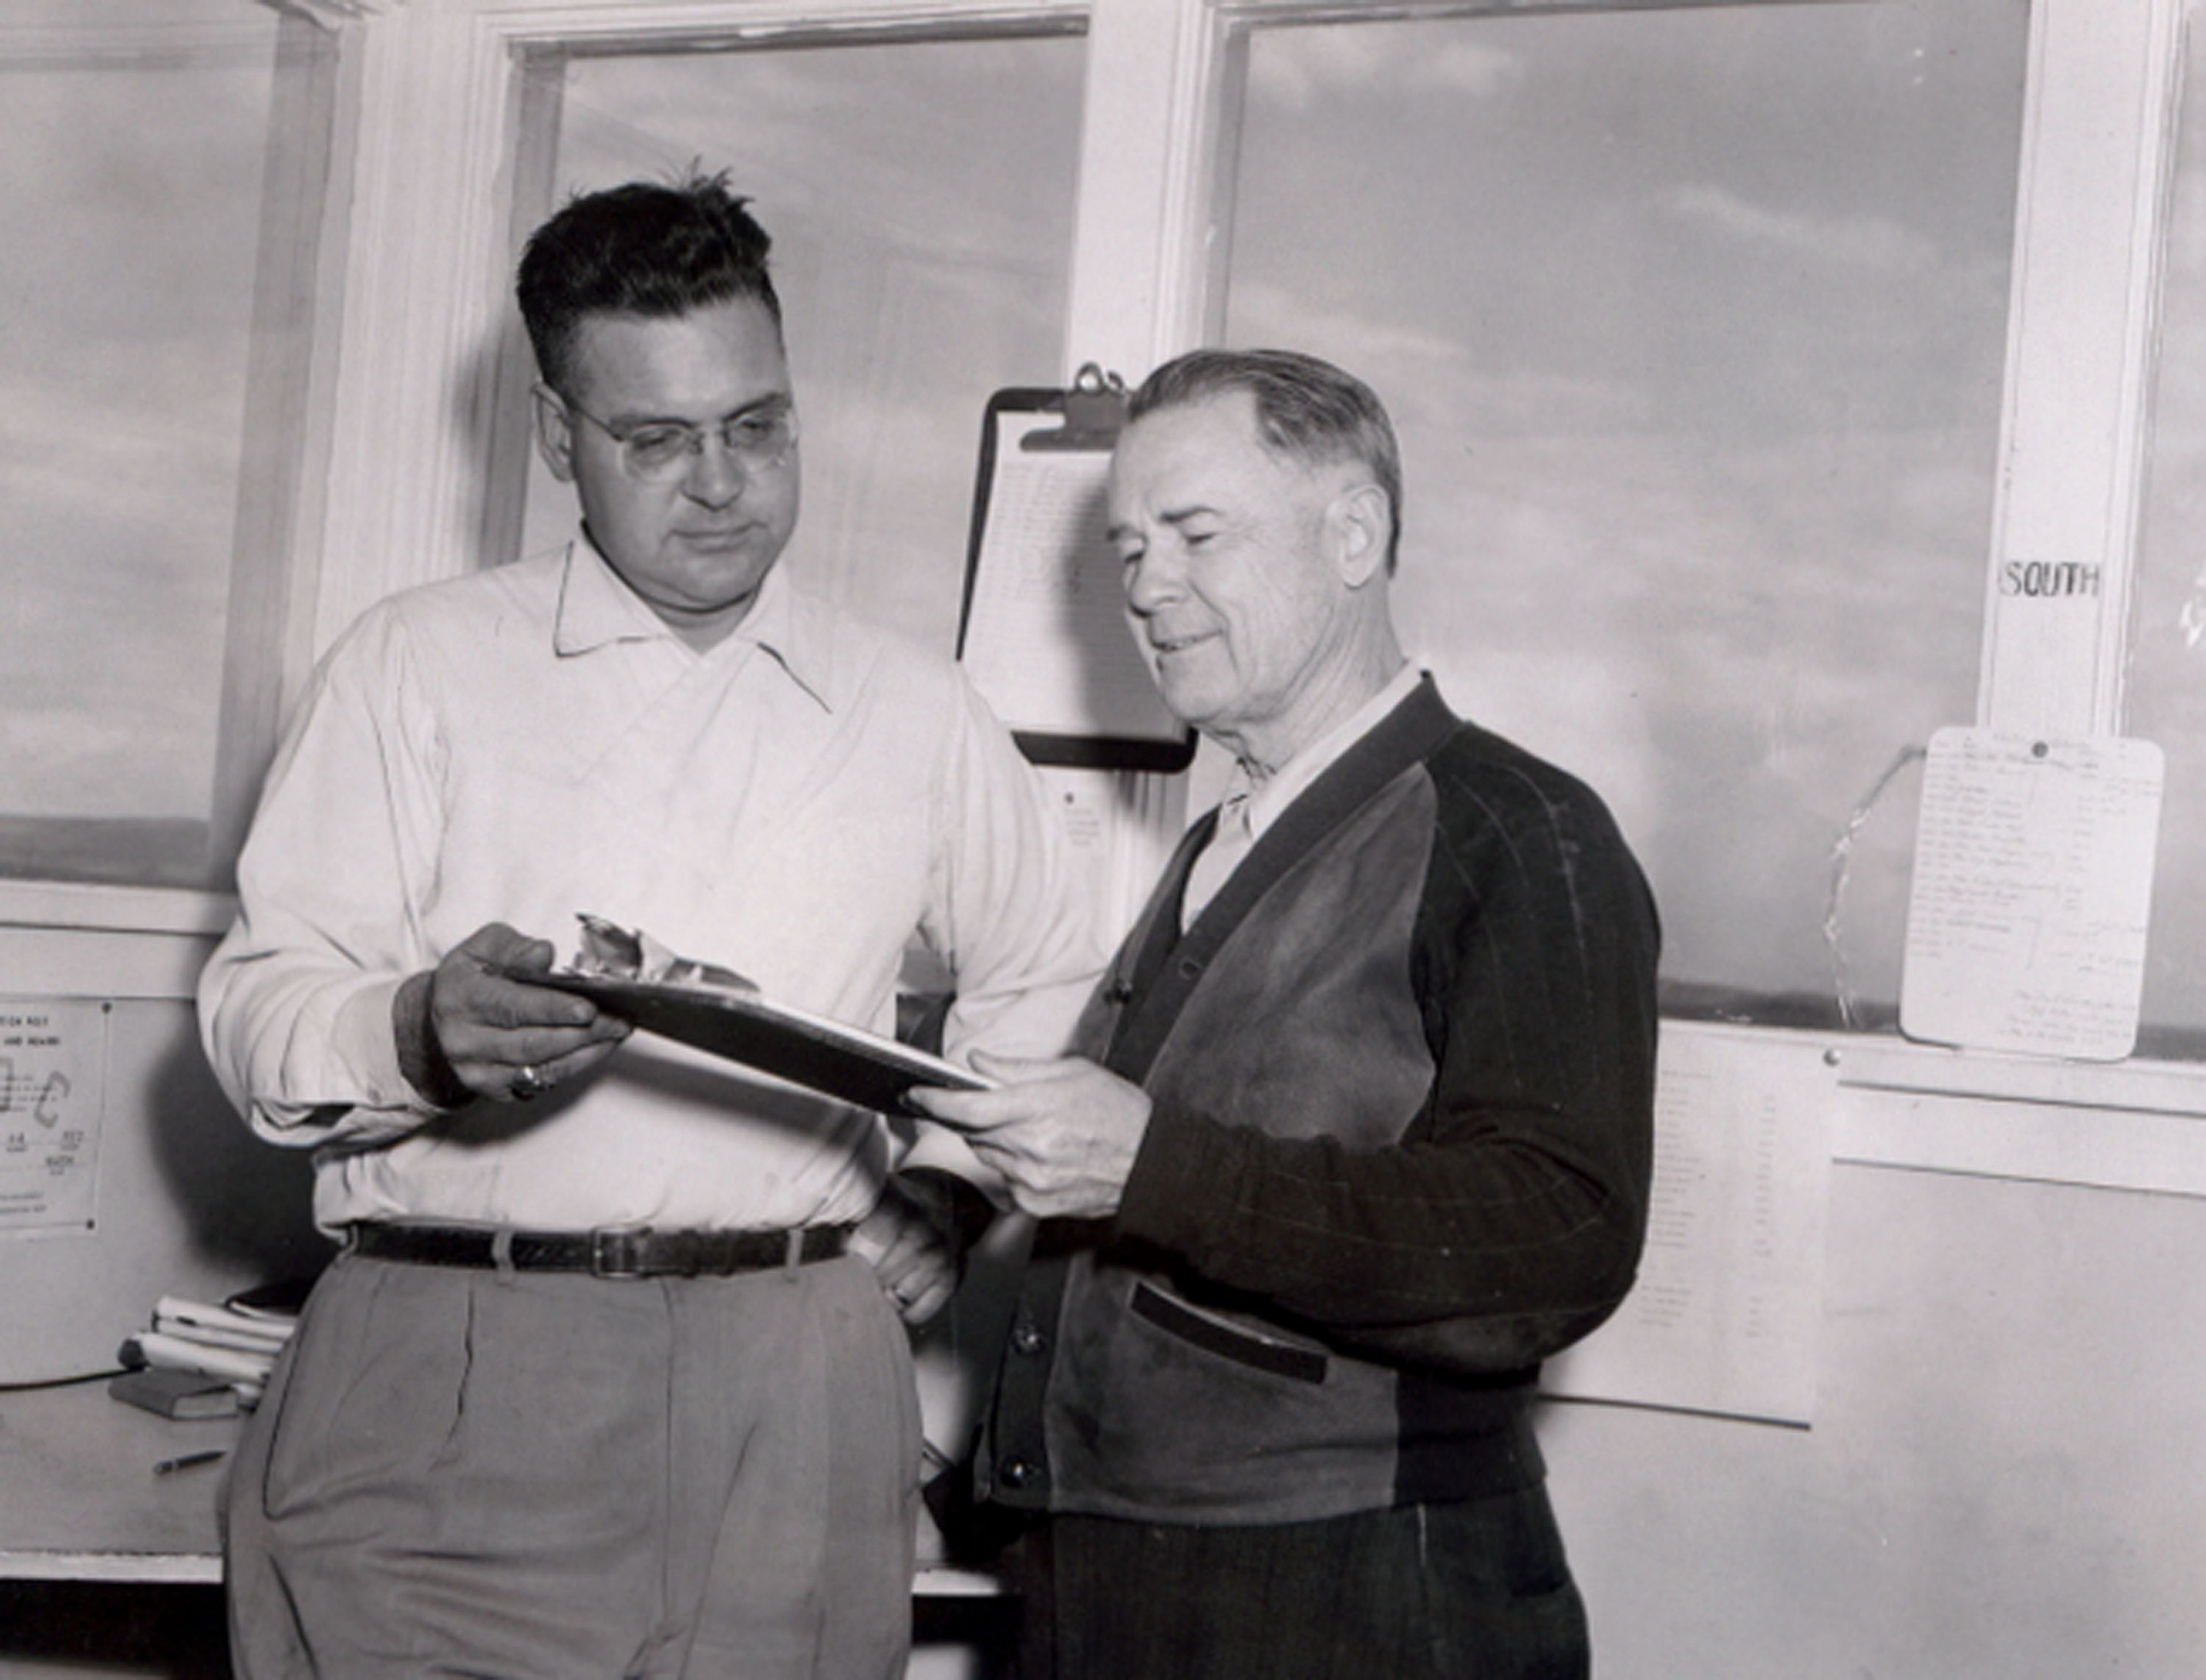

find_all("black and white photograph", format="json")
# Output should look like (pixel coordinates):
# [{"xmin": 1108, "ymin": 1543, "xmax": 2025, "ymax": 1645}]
[{"xmin": 2, "ymin": 2, "xmax": 2203, "ymax": 1677}]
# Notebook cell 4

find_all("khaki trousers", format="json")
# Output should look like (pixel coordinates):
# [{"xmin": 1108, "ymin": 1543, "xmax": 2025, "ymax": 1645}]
[{"xmin": 222, "ymin": 1249, "xmax": 919, "ymax": 1679}]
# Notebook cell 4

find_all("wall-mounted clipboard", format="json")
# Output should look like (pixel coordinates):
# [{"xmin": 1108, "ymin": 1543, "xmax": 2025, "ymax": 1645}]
[{"xmin": 955, "ymin": 369, "xmax": 1197, "ymax": 773}]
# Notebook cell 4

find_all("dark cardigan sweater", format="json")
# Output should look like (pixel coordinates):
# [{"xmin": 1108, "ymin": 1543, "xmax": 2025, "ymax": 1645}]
[{"xmin": 978, "ymin": 677, "xmax": 1661, "ymax": 1524}]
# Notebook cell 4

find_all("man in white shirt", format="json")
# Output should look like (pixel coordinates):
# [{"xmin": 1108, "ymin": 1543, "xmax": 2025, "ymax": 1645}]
[{"xmin": 199, "ymin": 173, "xmax": 1098, "ymax": 1680}]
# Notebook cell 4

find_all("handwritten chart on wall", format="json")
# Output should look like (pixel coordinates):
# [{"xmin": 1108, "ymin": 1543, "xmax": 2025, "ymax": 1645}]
[
  {"xmin": 1900, "ymin": 728, "xmax": 2163, "ymax": 1060},
  {"xmin": 1544, "ymin": 1022, "xmax": 1837, "ymax": 1426},
  {"xmin": 0, "ymin": 999, "xmax": 107, "ymax": 1236}
]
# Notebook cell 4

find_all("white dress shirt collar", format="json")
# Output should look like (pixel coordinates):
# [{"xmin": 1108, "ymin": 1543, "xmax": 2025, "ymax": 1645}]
[
  {"xmin": 553, "ymin": 535, "xmax": 833, "ymax": 712},
  {"xmin": 1236, "ymin": 661, "xmax": 1423, "ymax": 844}
]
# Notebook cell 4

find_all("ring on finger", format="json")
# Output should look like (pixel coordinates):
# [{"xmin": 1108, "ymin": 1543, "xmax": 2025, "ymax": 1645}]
[{"xmin": 512, "ymin": 1063, "xmax": 549, "ymax": 1101}]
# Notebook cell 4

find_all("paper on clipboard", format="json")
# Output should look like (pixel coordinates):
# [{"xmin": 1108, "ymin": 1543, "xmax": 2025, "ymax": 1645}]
[
  {"xmin": 957, "ymin": 388, "xmax": 1194, "ymax": 771},
  {"xmin": 1899, "ymin": 728, "xmax": 2162, "ymax": 1060},
  {"xmin": 489, "ymin": 913, "xmax": 992, "ymax": 1116},
  {"xmin": 516, "ymin": 968, "xmax": 993, "ymax": 1116}
]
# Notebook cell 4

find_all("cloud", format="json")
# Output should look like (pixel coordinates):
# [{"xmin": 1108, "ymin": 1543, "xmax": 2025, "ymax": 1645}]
[
  {"xmin": 1246, "ymin": 28, "xmax": 1522, "ymax": 111},
  {"xmin": 0, "ymin": 369, "xmax": 243, "ymax": 575},
  {"xmin": 559, "ymin": 38, "xmax": 1085, "ymax": 253},
  {"xmin": 0, "ymin": 704, "xmax": 207, "ymax": 817},
  {"xmin": 1226, "ymin": 279, "xmax": 1470, "ymax": 371},
  {"xmin": 1663, "ymin": 183, "xmax": 1938, "ymax": 273},
  {"xmin": 3, "ymin": 709, "xmax": 140, "ymax": 768}
]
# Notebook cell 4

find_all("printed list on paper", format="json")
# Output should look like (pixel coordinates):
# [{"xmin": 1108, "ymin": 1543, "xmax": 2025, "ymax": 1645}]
[
  {"xmin": 1900, "ymin": 728, "xmax": 2163, "ymax": 1061},
  {"xmin": 958, "ymin": 415, "xmax": 1185, "ymax": 746},
  {"xmin": 1543, "ymin": 1022, "xmax": 1837, "ymax": 1426}
]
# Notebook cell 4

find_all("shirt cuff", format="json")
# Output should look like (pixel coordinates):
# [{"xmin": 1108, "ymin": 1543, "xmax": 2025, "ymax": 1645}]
[
  {"xmin": 333, "ymin": 977, "xmax": 449, "ymax": 1122},
  {"xmin": 896, "ymin": 1121, "xmax": 1011, "ymax": 1209}
]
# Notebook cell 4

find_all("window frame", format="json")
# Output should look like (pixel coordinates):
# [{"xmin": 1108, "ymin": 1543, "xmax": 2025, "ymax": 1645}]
[
  {"xmin": 306, "ymin": 0, "xmax": 2187, "ymax": 740},
  {"xmin": 9, "ymin": 0, "xmax": 2200, "ymax": 1185},
  {"xmin": 0, "ymin": 1, "xmax": 350, "ymax": 904}
]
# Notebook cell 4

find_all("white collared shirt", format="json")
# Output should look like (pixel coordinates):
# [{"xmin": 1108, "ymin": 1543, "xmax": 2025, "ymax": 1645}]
[
  {"xmin": 202, "ymin": 536, "xmax": 1102, "ymax": 1233},
  {"xmin": 1182, "ymin": 663, "xmax": 1423, "ymax": 929}
]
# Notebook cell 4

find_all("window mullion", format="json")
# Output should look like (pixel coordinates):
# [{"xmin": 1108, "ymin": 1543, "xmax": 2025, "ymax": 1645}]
[
  {"xmin": 1980, "ymin": 0, "xmax": 2185, "ymax": 740},
  {"xmin": 1062, "ymin": 0, "xmax": 1229, "ymax": 382}
]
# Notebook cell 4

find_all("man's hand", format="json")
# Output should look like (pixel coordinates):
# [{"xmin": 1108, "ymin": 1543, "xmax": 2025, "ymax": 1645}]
[
  {"xmin": 394, "ymin": 923, "xmax": 630, "ymax": 1107},
  {"xmin": 907, "ymin": 1054, "xmax": 1152, "ymax": 1221},
  {"xmin": 850, "ymin": 1175, "xmax": 961, "ymax": 1325}
]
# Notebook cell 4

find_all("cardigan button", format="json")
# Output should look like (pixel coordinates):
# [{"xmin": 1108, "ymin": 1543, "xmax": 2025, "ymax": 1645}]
[
  {"xmin": 1000, "ymin": 1457, "xmax": 1038, "ymax": 1489},
  {"xmin": 1011, "ymin": 1322, "xmax": 1047, "ymax": 1356}
]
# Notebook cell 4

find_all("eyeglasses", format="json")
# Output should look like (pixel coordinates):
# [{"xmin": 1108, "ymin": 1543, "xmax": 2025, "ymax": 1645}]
[{"xmin": 555, "ymin": 390, "xmax": 799, "ymax": 484}]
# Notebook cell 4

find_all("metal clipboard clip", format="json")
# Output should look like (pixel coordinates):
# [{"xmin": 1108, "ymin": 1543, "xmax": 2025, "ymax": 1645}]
[{"xmin": 1018, "ymin": 362, "xmax": 1129, "ymax": 452}]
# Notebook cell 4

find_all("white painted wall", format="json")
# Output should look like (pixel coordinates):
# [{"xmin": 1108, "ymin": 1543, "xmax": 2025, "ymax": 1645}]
[{"xmin": 1548, "ymin": 1161, "xmax": 2206, "ymax": 1678}]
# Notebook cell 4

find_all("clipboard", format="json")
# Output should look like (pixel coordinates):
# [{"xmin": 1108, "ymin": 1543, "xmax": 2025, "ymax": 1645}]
[
  {"xmin": 1899, "ymin": 728, "xmax": 2163, "ymax": 1061},
  {"xmin": 955, "ymin": 365, "xmax": 1197, "ymax": 772},
  {"xmin": 510, "ymin": 968, "xmax": 994, "ymax": 1115}
]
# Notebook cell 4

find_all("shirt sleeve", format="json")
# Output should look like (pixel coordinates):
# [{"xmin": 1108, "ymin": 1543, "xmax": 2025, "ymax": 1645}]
[
  {"xmin": 903, "ymin": 674, "xmax": 1110, "ymax": 1181},
  {"xmin": 196, "ymin": 608, "xmax": 452, "ymax": 1148},
  {"xmin": 1110, "ymin": 765, "xmax": 1661, "ymax": 1371}
]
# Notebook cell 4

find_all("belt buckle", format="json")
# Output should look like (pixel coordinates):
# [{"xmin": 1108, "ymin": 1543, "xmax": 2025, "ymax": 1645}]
[{"xmin": 589, "ymin": 1225, "xmax": 651, "ymax": 1279}]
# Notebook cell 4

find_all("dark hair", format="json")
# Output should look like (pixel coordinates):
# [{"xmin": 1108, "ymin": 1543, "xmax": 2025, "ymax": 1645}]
[
  {"xmin": 516, "ymin": 171, "xmax": 782, "ymax": 397},
  {"xmin": 1129, "ymin": 348, "xmax": 1403, "ymax": 573}
]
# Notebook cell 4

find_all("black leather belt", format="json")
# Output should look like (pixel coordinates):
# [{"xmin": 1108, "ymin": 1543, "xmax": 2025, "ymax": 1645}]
[{"xmin": 347, "ymin": 1221, "xmax": 850, "ymax": 1279}]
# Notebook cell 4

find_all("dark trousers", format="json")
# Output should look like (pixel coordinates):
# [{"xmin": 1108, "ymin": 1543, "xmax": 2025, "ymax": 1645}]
[{"xmin": 1015, "ymin": 1486, "xmax": 1590, "ymax": 1680}]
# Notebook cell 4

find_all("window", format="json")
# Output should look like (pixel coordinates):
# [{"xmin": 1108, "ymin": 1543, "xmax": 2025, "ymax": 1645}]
[
  {"xmin": 0, "ymin": 0, "xmax": 340, "ymax": 893},
  {"xmin": 2128, "ymin": 2, "xmax": 2206, "ymax": 1061},
  {"xmin": 49, "ymin": 0, "xmax": 2173, "ymax": 1090},
  {"xmin": 1218, "ymin": 0, "xmax": 2030, "ymax": 1030},
  {"xmin": 508, "ymin": 29, "xmax": 1087, "ymax": 656}
]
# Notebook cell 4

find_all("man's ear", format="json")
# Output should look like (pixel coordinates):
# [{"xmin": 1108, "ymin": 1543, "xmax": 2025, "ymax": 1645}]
[
  {"xmin": 1328, "ymin": 482, "xmax": 1392, "ymax": 588},
  {"xmin": 532, "ymin": 383, "xmax": 577, "ymax": 484}
]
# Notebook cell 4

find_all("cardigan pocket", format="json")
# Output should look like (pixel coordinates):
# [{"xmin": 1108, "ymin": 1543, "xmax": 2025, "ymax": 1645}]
[{"xmin": 1129, "ymin": 1281, "xmax": 1328, "ymax": 1384}]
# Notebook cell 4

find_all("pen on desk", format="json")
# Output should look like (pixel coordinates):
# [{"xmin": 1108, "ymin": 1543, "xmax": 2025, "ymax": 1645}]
[{"xmin": 153, "ymin": 1449, "xmax": 229, "ymax": 1477}]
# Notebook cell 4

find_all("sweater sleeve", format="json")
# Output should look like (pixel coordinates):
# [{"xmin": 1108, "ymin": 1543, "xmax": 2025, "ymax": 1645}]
[{"xmin": 1111, "ymin": 752, "xmax": 1661, "ymax": 1371}]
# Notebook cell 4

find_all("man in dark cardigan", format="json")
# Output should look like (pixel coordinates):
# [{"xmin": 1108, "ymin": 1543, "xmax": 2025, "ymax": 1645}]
[{"xmin": 915, "ymin": 347, "xmax": 1661, "ymax": 1679}]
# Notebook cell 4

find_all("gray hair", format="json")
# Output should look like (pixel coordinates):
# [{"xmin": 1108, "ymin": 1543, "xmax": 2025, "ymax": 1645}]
[{"xmin": 1128, "ymin": 348, "xmax": 1403, "ymax": 573}]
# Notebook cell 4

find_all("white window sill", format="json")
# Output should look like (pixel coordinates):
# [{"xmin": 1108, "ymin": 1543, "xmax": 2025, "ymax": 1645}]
[{"xmin": 0, "ymin": 880, "xmax": 236, "ymax": 939}]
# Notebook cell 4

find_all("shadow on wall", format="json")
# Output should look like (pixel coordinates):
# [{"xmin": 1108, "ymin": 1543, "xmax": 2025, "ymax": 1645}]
[
  {"xmin": 0, "ymin": 1000, "xmax": 326, "ymax": 1384},
  {"xmin": 146, "ymin": 1021, "xmax": 331, "ymax": 1295}
]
